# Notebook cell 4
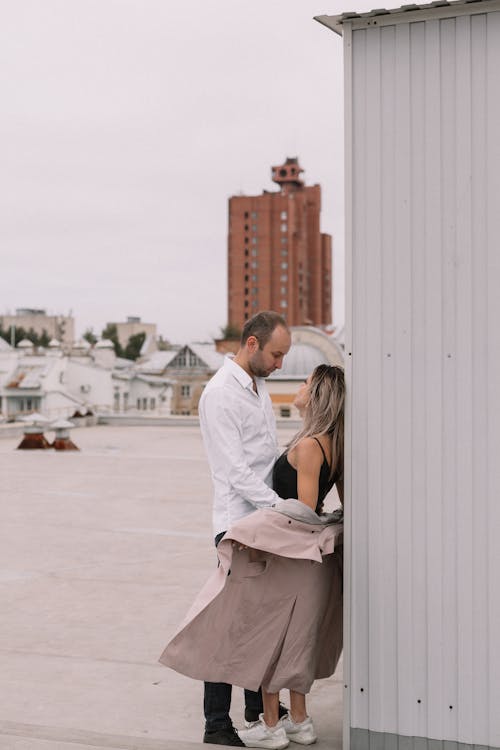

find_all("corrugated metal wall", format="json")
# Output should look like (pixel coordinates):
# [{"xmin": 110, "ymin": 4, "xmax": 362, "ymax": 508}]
[{"xmin": 344, "ymin": 7, "xmax": 500, "ymax": 748}]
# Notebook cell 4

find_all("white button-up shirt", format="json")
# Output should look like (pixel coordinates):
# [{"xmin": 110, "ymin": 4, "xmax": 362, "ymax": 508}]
[{"xmin": 199, "ymin": 356, "xmax": 281, "ymax": 537}]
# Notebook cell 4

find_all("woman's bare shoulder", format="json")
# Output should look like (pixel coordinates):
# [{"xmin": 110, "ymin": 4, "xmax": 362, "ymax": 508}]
[{"xmin": 294, "ymin": 436, "xmax": 323, "ymax": 463}]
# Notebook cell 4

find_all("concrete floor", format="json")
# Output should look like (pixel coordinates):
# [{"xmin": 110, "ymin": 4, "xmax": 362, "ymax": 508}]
[{"xmin": 0, "ymin": 425, "xmax": 343, "ymax": 750}]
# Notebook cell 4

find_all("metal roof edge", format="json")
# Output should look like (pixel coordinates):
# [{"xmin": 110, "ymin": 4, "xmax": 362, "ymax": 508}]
[
  {"xmin": 315, "ymin": 0, "xmax": 500, "ymax": 35},
  {"xmin": 314, "ymin": 13, "xmax": 344, "ymax": 35}
]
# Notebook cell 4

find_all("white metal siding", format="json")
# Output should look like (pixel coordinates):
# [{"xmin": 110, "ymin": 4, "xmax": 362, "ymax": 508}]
[{"xmin": 345, "ymin": 8, "xmax": 500, "ymax": 747}]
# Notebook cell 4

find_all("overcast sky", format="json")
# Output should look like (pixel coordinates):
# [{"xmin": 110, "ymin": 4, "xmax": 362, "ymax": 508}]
[{"xmin": 1, "ymin": 0, "xmax": 379, "ymax": 343}]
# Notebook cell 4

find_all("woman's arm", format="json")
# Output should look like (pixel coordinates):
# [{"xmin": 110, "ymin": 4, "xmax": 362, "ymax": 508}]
[{"xmin": 292, "ymin": 437, "xmax": 324, "ymax": 511}]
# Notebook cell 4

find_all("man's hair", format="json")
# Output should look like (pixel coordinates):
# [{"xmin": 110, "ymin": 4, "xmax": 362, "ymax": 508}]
[{"xmin": 241, "ymin": 311, "xmax": 288, "ymax": 349}]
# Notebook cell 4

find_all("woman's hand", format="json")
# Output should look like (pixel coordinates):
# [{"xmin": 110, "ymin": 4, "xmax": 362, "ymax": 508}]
[{"xmin": 232, "ymin": 541, "xmax": 248, "ymax": 551}]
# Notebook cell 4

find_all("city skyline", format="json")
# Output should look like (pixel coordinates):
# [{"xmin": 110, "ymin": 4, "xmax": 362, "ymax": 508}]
[{"xmin": 1, "ymin": 0, "xmax": 381, "ymax": 342}]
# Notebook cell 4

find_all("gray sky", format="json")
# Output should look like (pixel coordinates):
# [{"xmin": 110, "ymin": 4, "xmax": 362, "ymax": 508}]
[{"xmin": 1, "ymin": 0, "xmax": 378, "ymax": 343}]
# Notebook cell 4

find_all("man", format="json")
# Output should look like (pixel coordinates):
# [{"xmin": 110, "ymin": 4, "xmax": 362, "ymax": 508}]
[{"xmin": 198, "ymin": 311, "xmax": 292, "ymax": 746}]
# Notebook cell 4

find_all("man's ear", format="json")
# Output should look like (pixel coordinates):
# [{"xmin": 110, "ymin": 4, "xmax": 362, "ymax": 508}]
[{"xmin": 246, "ymin": 335, "xmax": 259, "ymax": 353}]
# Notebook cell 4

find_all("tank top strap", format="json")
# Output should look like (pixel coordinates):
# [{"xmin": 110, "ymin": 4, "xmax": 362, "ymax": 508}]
[{"xmin": 312, "ymin": 436, "xmax": 330, "ymax": 468}]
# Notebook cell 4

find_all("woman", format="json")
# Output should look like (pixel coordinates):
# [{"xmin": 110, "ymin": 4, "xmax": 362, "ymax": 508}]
[
  {"xmin": 160, "ymin": 364, "xmax": 344, "ymax": 749},
  {"xmin": 238, "ymin": 364, "xmax": 344, "ymax": 748},
  {"xmin": 274, "ymin": 363, "xmax": 344, "ymax": 514}
]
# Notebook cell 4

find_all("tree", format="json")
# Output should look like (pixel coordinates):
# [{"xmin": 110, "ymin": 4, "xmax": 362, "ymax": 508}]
[
  {"xmin": 0, "ymin": 324, "xmax": 10, "ymax": 345},
  {"xmin": 82, "ymin": 328, "xmax": 98, "ymax": 345},
  {"xmin": 0, "ymin": 324, "xmax": 44, "ymax": 347},
  {"xmin": 11, "ymin": 326, "xmax": 29, "ymax": 346},
  {"xmin": 157, "ymin": 335, "xmax": 171, "ymax": 351},
  {"xmin": 124, "ymin": 332, "xmax": 146, "ymax": 361},
  {"xmin": 39, "ymin": 329, "xmax": 51, "ymax": 348},
  {"xmin": 26, "ymin": 328, "xmax": 40, "ymax": 345},
  {"xmin": 101, "ymin": 324, "xmax": 123, "ymax": 357},
  {"xmin": 219, "ymin": 323, "xmax": 241, "ymax": 340}
]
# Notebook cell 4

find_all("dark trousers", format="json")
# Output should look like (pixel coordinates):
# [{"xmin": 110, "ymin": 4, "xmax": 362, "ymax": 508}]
[
  {"xmin": 204, "ymin": 682, "xmax": 263, "ymax": 732},
  {"xmin": 203, "ymin": 531, "xmax": 263, "ymax": 731}
]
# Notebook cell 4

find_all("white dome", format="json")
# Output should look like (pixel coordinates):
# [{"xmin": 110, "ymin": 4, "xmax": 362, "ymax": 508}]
[
  {"xmin": 20, "ymin": 412, "xmax": 49, "ymax": 424},
  {"xmin": 268, "ymin": 342, "xmax": 329, "ymax": 379},
  {"xmin": 50, "ymin": 418, "xmax": 74, "ymax": 429},
  {"xmin": 268, "ymin": 326, "xmax": 344, "ymax": 380},
  {"xmin": 17, "ymin": 338, "xmax": 34, "ymax": 349}
]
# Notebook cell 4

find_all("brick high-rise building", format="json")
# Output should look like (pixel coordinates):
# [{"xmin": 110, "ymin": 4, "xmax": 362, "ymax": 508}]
[{"xmin": 227, "ymin": 157, "xmax": 332, "ymax": 329}]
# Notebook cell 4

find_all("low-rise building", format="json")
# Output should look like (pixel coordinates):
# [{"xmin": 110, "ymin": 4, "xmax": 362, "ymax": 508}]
[
  {"xmin": 137, "ymin": 344, "xmax": 224, "ymax": 416},
  {"xmin": 0, "ymin": 309, "xmax": 75, "ymax": 348},
  {"xmin": 0, "ymin": 348, "xmax": 90, "ymax": 421},
  {"xmin": 106, "ymin": 317, "xmax": 157, "ymax": 356}
]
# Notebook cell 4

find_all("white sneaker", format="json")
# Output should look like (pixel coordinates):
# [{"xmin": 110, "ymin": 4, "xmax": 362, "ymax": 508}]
[
  {"xmin": 244, "ymin": 719, "xmax": 261, "ymax": 729},
  {"xmin": 279, "ymin": 714, "xmax": 317, "ymax": 745},
  {"xmin": 245, "ymin": 703, "xmax": 289, "ymax": 729},
  {"xmin": 238, "ymin": 715, "xmax": 290, "ymax": 749}
]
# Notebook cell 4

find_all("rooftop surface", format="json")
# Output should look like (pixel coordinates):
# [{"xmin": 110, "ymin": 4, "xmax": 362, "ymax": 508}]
[{"xmin": 0, "ymin": 425, "xmax": 343, "ymax": 750}]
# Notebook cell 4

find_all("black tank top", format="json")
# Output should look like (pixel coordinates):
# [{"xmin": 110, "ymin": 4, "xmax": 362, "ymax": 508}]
[{"xmin": 272, "ymin": 437, "xmax": 338, "ymax": 514}]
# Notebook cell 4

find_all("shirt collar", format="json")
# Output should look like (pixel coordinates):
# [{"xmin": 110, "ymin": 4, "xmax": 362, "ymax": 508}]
[{"xmin": 223, "ymin": 355, "xmax": 262, "ymax": 393}]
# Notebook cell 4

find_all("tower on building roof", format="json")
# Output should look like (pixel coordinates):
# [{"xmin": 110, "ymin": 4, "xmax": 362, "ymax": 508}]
[{"xmin": 271, "ymin": 157, "xmax": 304, "ymax": 189}]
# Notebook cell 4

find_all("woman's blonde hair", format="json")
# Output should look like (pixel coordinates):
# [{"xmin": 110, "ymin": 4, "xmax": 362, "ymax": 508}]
[{"xmin": 288, "ymin": 364, "xmax": 345, "ymax": 479}]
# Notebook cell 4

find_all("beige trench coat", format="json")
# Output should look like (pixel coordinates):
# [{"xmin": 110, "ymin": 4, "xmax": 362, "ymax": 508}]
[{"xmin": 159, "ymin": 500, "xmax": 343, "ymax": 694}]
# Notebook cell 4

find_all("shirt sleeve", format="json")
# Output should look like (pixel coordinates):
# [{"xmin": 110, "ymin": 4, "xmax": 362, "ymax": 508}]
[{"xmin": 200, "ymin": 388, "xmax": 280, "ymax": 509}]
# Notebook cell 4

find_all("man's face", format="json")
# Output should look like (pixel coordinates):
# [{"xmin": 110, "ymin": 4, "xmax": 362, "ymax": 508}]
[{"xmin": 247, "ymin": 325, "xmax": 291, "ymax": 378}]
